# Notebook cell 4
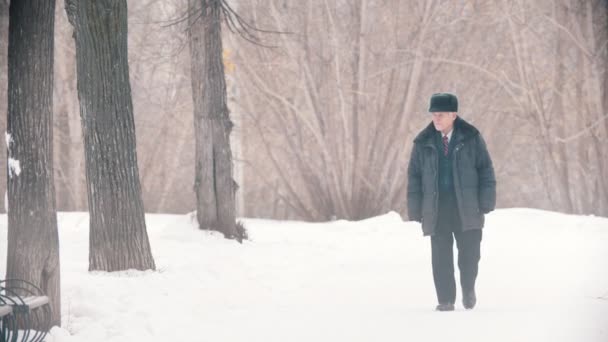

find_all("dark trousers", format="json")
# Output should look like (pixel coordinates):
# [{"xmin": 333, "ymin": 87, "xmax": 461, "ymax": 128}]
[{"xmin": 431, "ymin": 229, "xmax": 482, "ymax": 304}]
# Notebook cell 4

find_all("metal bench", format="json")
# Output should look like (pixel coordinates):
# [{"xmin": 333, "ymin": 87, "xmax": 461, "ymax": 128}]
[
  {"xmin": 0, "ymin": 279, "xmax": 51, "ymax": 342},
  {"xmin": 0, "ymin": 303, "xmax": 14, "ymax": 342}
]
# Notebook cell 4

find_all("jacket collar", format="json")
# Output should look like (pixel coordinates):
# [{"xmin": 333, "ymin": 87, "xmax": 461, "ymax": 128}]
[{"xmin": 414, "ymin": 117, "xmax": 479, "ymax": 146}]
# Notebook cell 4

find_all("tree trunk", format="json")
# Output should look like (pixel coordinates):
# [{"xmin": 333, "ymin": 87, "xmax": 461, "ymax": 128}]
[
  {"xmin": 550, "ymin": 1, "xmax": 575, "ymax": 214},
  {"xmin": 65, "ymin": 0, "xmax": 156, "ymax": 271},
  {"xmin": 54, "ymin": 0, "xmax": 86, "ymax": 212},
  {"xmin": 582, "ymin": 0, "xmax": 608, "ymax": 216},
  {"xmin": 188, "ymin": 0, "xmax": 239, "ymax": 239},
  {"xmin": 350, "ymin": 0, "xmax": 367, "ymax": 217},
  {"xmin": 6, "ymin": 0, "xmax": 61, "ymax": 327},
  {"xmin": 0, "ymin": 0, "xmax": 8, "ymax": 213}
]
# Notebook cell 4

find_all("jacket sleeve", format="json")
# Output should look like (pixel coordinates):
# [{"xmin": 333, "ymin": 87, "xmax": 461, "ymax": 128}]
[
  {"xmin": 407, "ymin": 143, "xmax": 423, "ymax": 222},
  {"xmin": 475, "ymin": 135, "xmax": 496, "ymax": 213}
]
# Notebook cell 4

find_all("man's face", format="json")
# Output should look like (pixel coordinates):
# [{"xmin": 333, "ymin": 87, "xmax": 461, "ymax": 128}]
[{"xmin": 431, "ymin": 112, "xmax": 457, "ymax": 134}]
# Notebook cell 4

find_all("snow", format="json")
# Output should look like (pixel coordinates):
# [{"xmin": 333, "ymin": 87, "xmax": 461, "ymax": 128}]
[
  {"xmin": 5, "ymin": 132, "xmax": 12, "ymax": 149},
  {"xmin": 1, "ymin": 209, "xmax": 607, "ymax": 342},
  {"xmin": 5, "ymin": 133, "xmax": 21, "ymax": 181},
  {"xmin": 7, "ymin": 158, "xmax": 21, "ymax": 178}
]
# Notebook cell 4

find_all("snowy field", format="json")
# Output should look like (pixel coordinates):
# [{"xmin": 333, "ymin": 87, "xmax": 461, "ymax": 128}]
[{"xmin": 1, "ymin": 209, "xmax": 607, "ymax": 342}]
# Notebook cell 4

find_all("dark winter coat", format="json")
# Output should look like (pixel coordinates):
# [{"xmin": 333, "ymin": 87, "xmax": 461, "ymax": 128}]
[{"xmin": 407, "ymin": 117, "xmax": 496, "ymax": 236}]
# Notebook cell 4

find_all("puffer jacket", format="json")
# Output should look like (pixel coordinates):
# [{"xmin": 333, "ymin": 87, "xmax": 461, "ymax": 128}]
[{"xmin": 407, "ymin": 117, "xmax": 496, "ymax": 236}]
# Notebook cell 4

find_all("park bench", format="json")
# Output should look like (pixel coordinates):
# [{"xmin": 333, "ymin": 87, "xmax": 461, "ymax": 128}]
[
  {"xmin": 0, "ymin": 304, "xmax": 13, "ymax": 342},
  {"xmin": 0, "ymin": 279, "xmax": 51, "ymax": 342}
]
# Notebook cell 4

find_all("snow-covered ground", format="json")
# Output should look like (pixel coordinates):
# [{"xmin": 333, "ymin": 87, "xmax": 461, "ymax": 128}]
[{"xmin": 1, "ymin": 209, "xmax": 607, "ymax": 342}]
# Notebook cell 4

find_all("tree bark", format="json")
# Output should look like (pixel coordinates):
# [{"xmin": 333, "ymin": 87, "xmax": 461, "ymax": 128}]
[
  {"xmin": 582, "ymin": 0, "xmax": 608, "ymax": 216},
  {"xmin": 0, "ymin": 0, "xmax": 8, "ymax": 213},
  {"xmin": 549, "ymin": 1, "xmax": 575, "ymax": 213},
  {"xmin": 350, "ymin": 0, "xmax": 367, "ymax": 217},
  {"xmin": 6, "ymin": 0, "xmax": 61, "ymax": 326},
  {"xmin": 189, "ymin": 0, "xmax": 239, "ymax": 239},
  {"xmin": 54, "ymin": 0, "xmax": 86, "ymax": 212},
  {"xmin": 65, "ymin": 0, "xmax": 156, "ymax": 271}
]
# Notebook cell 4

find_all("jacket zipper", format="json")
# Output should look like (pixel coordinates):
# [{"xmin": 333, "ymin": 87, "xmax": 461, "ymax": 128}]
[{"xmin": 452, "ymin": 142, "xmax": 465, "ymax": 221}]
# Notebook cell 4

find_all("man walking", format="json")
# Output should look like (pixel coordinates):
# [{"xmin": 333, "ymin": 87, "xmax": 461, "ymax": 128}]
[{"xmin": 407, "ymin": 93, "xmax": 496, "ymax": 311}]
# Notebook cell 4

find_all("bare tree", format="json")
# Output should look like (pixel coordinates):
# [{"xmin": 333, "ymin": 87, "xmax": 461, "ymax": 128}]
[
  {"xmin": 0, "ymin": 0, "xmax": 8, "ymax": 213},
  {"xmin": 188, "ymin": 0, "xmax": 244, "ymax": 240},
  {"xmin": 65, "ymin": 0, "xmax": 156, "ymax": 271},
  {"xmin": 51, "ymin": 0, "xmax": 198, "ymax": 215},
  {"xmin": 232, "ymin": 0, "xmax": 459, "ymax": 220},
  {"xmin": 493, "ymin": 0, "xmax": 608, "ymax": 215},
  {"xmin": 127, "ymin": 0, "xmax": 196, "ymax": 214},
  {"xmin": 6, "ymin": 0, "xmax": 61, "ymax": 326},
  {"xmin": 53, "ymin": 0, "xmax": 86, "ymax": 213},
  {"xmin": 1, "ymin": 0, "xmax": 604, "ymax": 220},
  {"xmin": 231, "ymin": 0, "xmax": 608, "ymax": 220}
]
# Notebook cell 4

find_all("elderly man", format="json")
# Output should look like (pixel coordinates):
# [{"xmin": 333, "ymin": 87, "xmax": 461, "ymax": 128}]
[{"xmin": 407, "ymin": 93, "xmax": 496, "ymax": 311}]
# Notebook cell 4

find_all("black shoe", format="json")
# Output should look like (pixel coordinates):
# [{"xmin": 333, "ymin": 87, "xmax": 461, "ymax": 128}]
[
  {"xmin": 435, "ymin": 303, "xmax": 455, "ymax": 311},
  {"xmin": 463, "ymin": 289, "xmax": 476, "ymax": 309}
]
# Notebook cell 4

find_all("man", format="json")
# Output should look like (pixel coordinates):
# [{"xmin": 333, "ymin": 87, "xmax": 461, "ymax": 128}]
[{"xmin": 407, "ymin": 93, "xmax": 496, "ymax": 311}]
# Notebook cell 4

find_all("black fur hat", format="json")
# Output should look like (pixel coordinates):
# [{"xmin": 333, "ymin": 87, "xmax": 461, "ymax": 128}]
[{"xmin": 428, "ymin": 93, "xmax": 458, "ymax": 112}]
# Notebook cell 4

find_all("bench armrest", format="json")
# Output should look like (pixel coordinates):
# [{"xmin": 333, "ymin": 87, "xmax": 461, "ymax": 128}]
[
  {"xmin": 23, "ymin": 296, "xmax": 50, "ymax": 309},
  {"xmin": 0, "ymin": 305, "xmax": 12, "ymax": 317}
]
